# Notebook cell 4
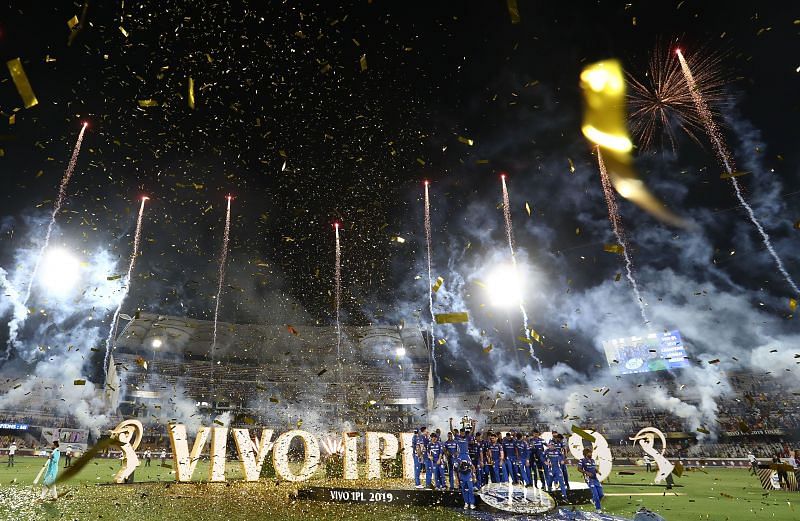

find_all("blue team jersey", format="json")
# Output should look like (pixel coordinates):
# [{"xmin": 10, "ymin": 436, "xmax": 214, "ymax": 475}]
[
  {"xmin": 444, "ymin": 440, "xmax": 458, "ymax": 459},
  {"xmin": 467, "ymin": 441, "xmax": 480, "ymax": 462},
  {"xmin": 416, "ymin": 435, "xmax": 429, "ymax": 455},
  {"xmin": 578, "ymin": 457, "xmax": 599, "ymax": 480},
  {"xmin": 501, "ymin": 438, "xmax": 517, "ymax": 459},
  {"xmin": 545, "ymin": 447, "xmax": 564, "ymax": 467},
  {"xmin": 455, "ymin": 435, "xmax": 470, "ymax": 460},
  {"xmin": 428, "ymin": 441, "xmax": 443, "ymax": 461},
  {"xmin": 530, "ymin": 437, "xmax": 545, "ymax": 455},
  {"xmin": 488, "ymin": 443, "xmax": 502, "ymax": 463},
  {"xmin": 517, "ymin": 439, "xmax": 530, "ymax": 459}
]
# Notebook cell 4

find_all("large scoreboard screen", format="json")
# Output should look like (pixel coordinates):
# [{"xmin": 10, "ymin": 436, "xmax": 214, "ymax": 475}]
[{"xmin": 602, "ymin": 330, "xmax": 689, "ymax": 375}]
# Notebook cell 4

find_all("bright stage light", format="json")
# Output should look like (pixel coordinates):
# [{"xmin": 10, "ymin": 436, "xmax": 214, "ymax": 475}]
[
  {"xmin": 487, "ymin": 264, "xmax": 524, "ymax": 308},
  {"xmin": 395, "ymin": 347, "xmax": 406, "ymax": 357},
  {"xmin": 151, "ymin": 338, "xmax": 163, "ymax": 348},
  {"xmin": 39, "ymin": 248, "xmax": 80, "ymax": 297}
]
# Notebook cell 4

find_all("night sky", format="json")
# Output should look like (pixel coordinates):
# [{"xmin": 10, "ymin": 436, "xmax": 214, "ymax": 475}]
[{"xmin": 1, "ymin": 1, "xmax": 798, "ymax": 386}]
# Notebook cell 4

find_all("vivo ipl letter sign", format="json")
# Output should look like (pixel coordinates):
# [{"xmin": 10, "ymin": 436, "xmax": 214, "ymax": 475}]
[{"xmin": 111, "ymin": 420, "xmax": 670, "ymax": 484}]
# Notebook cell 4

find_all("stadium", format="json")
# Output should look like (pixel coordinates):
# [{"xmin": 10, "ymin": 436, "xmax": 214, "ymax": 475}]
[{"xmin": 2, "ymin": 1, "xmax": 799, "ymax": 520}]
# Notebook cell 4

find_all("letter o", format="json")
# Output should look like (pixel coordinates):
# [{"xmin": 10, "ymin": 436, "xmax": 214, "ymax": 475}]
[{"xmin": 272, "ymin": 430, "xmax": 321, "ymax": 482}]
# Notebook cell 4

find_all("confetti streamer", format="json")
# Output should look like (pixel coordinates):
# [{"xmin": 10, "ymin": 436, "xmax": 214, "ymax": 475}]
[
  {"xmin": 506, "ymin": 0, "xmax": 521, "ymax": 24},
  {"xmin": 6, "ymin": 58, "xmax": 39, "ymax": 108},
  {"xmin": 571, "ymin": 425, "xmax": 597, "ymax": 442},
  {"xmin": 188, "ymin": 77, "xmax": 195, "ymax": 109},
  {"xmin": 580, "ymin": 59, "xmax": 686, "ymax": 226},
  {"xmin": 434, "ymin": 312, "xmax": 469, "ymax": 324}
]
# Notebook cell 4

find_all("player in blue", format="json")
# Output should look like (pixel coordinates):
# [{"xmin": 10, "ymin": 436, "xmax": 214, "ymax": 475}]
[
  {"xmin": 544, "ymin": 440, "xmax": 568, "ymax": 500},
  {"xmin": 530, "ymin": 430, "xmax": 546, "ymax": 489},
  {"xmin": 486, "ymin": 432, "xmax": 504, "ymax": 483},
  {"xmin": 578, "ymin": 448, "xmax": 604, "ymax": 513},
  {"xmin": 480, "ymin": 432, "xmax": 493, "ymax": 487},
  {"xmin": 427, "ymin": 433, "xmax": 446, "ymax": 489},
  {"xmin": 501, "ymin": 432, "xmax": 517, "ymax": 484},
  {"xmin": 414, "ymin": 426, "xmax": 429, "ymax": 488},
  {"xmin": 552, "ymin": 432, "xmax": 571, "ymax": 491},
  {"xmin": 467, "ymin": 432, "xmax": 484, "ymax": 490},
  {"xmin": 444, "ymin": 431, "xmax": 459, "ymax": 490},
  {"xmin": 411, "ymin": 429, "xmax": 420, "ymax": 488},
  {"xmin": 457, "ymin": 459, "xmax": 477, "ymax": 510},
  {"xmin": 517, "ymin": 433, "xmax": 532, "ymax": 486}
]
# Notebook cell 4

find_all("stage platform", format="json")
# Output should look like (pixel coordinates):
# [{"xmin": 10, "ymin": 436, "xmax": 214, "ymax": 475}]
[{"xmin": 297, "ymin": 480, "xmax": 593, "ymax": 513}]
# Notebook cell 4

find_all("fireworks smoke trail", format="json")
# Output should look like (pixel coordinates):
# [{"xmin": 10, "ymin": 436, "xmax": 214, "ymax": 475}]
[
  {"xmin": 5, "ymin": 123, "xmax": 88, "ymax": 357},
  {"xmin": 103, "ymin": 196, "xmax": 148, "ymax": 378},
  {"xmin": 597, "ymin": 149, "xmax": 649, "ymax": 324},
  {"xmin": 211, "ymin": 196, "xmax": 233, "ymax": 357},
  {"xmin": 334, "ymin": 222, "xmax": 342, "ymax": 358},
  {"xmin": 423, "ymin": 181, "xmax": 439, "ymax": 384},
  {"xmin": 677, "ymin": 50, "xmax": 799, "ymax": 295},
  {"xmin": 500, "ymin": 174, "xmax": 541, "ymax": 369}
]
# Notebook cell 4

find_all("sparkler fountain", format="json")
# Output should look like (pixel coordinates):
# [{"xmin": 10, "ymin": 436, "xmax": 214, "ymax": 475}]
[
  {"xmin": 597, "ymin": 149, "xmax": 649, "ymax": 324},
  {"xmin": 677, "ymin": 49, "xmax": 799, "ymax": 295},
  {"xmin": 499, "ymin": 174, "xmax": 542, "ymax": 372},
  {"xmin": 104, "ymin": 196, "xmax": 149, "ymax": 378},
  {"xmin": 6, "ymin": 122, "xmax": 88, "ymax": 356}
]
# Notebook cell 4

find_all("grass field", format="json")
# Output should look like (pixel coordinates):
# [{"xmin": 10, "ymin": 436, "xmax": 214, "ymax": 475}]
[{"xmin": 0, "ymin": 456, "xmax": 796, "ymax": 520}]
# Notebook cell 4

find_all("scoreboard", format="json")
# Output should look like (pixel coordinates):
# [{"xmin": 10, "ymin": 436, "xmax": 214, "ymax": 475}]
[{"xmin": 602, "ymin": 330, "xmax": 689, "ymax": 375}]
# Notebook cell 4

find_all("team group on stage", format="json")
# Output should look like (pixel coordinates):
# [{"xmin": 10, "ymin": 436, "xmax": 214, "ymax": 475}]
[{"xmin": 411, "ymin": 420, "xmax": 604, "ymax": 512}]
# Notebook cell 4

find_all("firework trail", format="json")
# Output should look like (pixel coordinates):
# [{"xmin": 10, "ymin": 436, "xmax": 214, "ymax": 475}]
[
  {"xmin": 103, "ymin": 196, "xmax": 149, "ymax": 378},
  {"xmin": 627, "ymin": 45, "xmax": 727, "ymax": 152},
  {"xmin": 500, "ymin": 174, "xmax": 540, "ymax": 368},
  {"xmin": 211, "ymin": 196, "xmax": 233, "ymax": 357},
  {"xmin": 597, "ymin": 149, "xmax": 649, "ymax": 324},
  {"xmin": 5, "ymin": 123, "xmax": 88, "ymax": 356},
  {"xmin": 334, "ymin": 222, "xmax": 342, "ymax": 358},
  {"xmin": 423, "ymin": 181, "xmax": 439, "ymax": 384},
  {"xmin": 677, "ymin": 50, "xmax": 799, "ymax": 295}
]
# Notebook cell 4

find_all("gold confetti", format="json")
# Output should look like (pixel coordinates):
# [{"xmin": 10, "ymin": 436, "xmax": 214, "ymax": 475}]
[
  {"xmin": 697, "ymin": 427, "xmax": 710, "ymax": 434},
  {"xmin": 119, "ymin": 26, "xmax": 129, "ymax": 38},
  {"xmin": 457, "ymin": 136, "xmax": 474, "ymax": 146},
  {"xmin": 790, "ymin": 298, "xmax": 797, "ymax": 312},
  {"xmin": 67, "ymin": 16, "xmax": 79, "ymax": 29},
  {"xmin": 506, "ymin": 0, "xmax": 521, "ymax": 24},
  {"xmin": 580, "ymin": 60, "xmax": 685, "ymax": 226},
  {"xmin": 106, "ymin": 274, "xmax": 122, "ymax": 281},
  {"xmin": 614, "ymin": 273, "xmax": 621, "ymax": 282},
  {"xmin": 437, "ymin": 338, "xmax": 446, "ymax": 345},
  {"xmin": 137, "ymin": 99, "xmax": 159, "ymax": 107},
  {"xmin": 73, "ymin": 379, "xmax": 86, "ymax": 385},
  {"xmin": 568, "ymin": 158, "xmax": 575, "ymax": 173},
  {"xmin": 434, "ymin": 312, "xmax": 469, "ymax": 324},
  {"xmin": 9, "ymin": 114, "xmax": 16, "ymax": 125},
  {"xmin": 359, "ymin": 54, "xmax": 368, "ymax": 71},
  {"xmin": 720, "ymin": 170, "xmax": 750, "ymax": 179},
  {"xmin": 525, "ymin": 202, "xmax": 531, "ymax": 216},
  {"xmin": 6, "ymin": 58, "xmax": 39, "ymax": 108},
  {"xmin": 390, "ymin": 236, "xmax": 405, "ymax": 243},
  {"xmin": 432, "ymin": 276, "xmax": 444, "ymax": 293},
  {"xmin": 188, "ymin": 77, "xmax": 195, "ymax": 109},
  {"xmin": 571, "ymin": 425, "xmax": 596, "ymax": 442},
  {"xmin": 603, "ymin": 243, "xmax": 623, "ymax": 254},
  {"xmin": 483, "ymin": 344, "xmax": 493, "ymax": 354},
  {"xmin": 416, "ymin": 157, "xmax": 426, "ymax": 166}
]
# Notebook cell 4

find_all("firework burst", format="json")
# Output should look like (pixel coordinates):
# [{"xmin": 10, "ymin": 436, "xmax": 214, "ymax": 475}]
[{"xmin": 627, "ymin": 43, "xmax": 728, "ymax": 152}]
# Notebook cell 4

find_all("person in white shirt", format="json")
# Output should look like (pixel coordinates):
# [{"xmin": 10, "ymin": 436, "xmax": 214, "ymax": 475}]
[
  {"xmin": 160, "ymin": 448, "xmax": 167, "ymax": 466},
  {"xmin": 7, "ymin": 442, "xmax": 17, "ymax": 467},
  {"xmin": 748, "ymin": 452, "xmax": 758, "ymax": 475},
  {"xmin": 643, "ymin": 455, "xmax": 652, "ymax": 472},
  {"xmin": 144, "ymin": 449, "xmax": 152, "ymax": 467}
]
